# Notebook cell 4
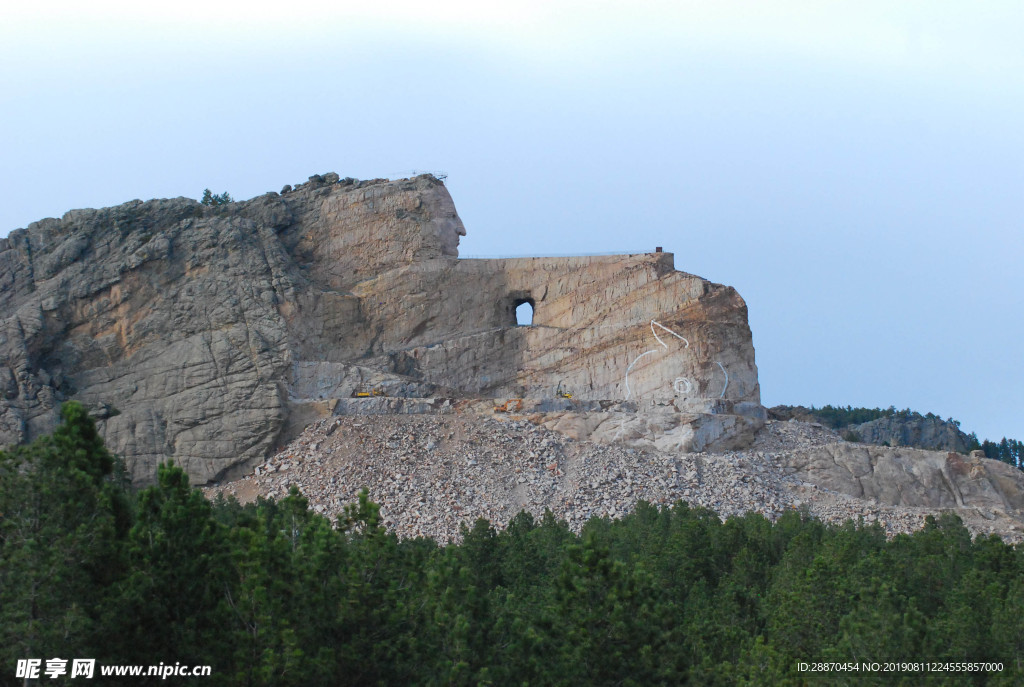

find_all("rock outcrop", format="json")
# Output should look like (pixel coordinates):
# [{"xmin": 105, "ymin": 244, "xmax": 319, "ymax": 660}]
[
  {"xmin": 847, "ymin": 415, "xmax": 972, "ymax": 453},
  {"xmin": 768, "ymin": 405, "xmax": 973, "ymax": 452},
  {"xmin": 779, "ymin": 443, "xmax": 1024, "ymax": 513},
  {"xmin": 1, "ymin": 173, "xmax": 762, "ymax": 483}
]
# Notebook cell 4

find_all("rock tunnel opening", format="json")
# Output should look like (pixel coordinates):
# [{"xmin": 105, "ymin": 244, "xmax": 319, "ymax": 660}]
[{"xmin": 514, "ymin": 298, "xmax": 535, "ymax": 326}]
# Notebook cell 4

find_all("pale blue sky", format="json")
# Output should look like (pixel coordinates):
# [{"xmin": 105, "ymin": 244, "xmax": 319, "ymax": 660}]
[{"xmin": 2, "ymin": 1, "xmax": 1021, "ymax": 442}]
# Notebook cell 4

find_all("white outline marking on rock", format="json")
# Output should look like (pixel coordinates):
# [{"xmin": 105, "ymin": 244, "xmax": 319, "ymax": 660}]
[{"xmin": 716, "ymin": 361, "xmax": 728, "ymax": 398}]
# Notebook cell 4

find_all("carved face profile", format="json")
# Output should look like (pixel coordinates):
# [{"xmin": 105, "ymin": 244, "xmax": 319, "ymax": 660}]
[{"xmin": 421, "ymin": 188, "xmax": 466, "ymax": 257}]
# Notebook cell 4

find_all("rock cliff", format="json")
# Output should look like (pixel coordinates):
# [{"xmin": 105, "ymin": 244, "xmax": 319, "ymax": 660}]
[
  {"xmin": 847, "ymin": 416, "xmax": 972, "ymax": 452},
  {"xmin": 768, "ymin": 405, "xmax": 973, "ymax": 452},
  {"xmin": 0, "ymin": 173, "xmax": 762, "ymax": 483}
]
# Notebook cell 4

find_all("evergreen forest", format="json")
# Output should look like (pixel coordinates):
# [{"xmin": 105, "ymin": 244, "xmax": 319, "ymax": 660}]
[{"xmin": 2, "ymin": 403, "xmax": 1023, "ymax": 686}]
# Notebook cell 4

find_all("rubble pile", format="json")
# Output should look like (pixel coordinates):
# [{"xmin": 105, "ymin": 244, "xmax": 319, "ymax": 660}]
[{"xmin": 207, "ymin": 414, "xmax": 1024, "ymax": 544}]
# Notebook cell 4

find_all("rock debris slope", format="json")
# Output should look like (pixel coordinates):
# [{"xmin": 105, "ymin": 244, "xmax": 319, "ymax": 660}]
[
  {"xmin": 206, "ymin": 412, "xmax": 1024, "ymax": 544},
  {"xmin": 1, "ymin": 173, "xmax": 762, "ymax": 483}
]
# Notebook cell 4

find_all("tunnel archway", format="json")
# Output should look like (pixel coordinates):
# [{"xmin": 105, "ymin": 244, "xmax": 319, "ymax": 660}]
[{"xmin": 514, "ymin": 298, "xmax": 535, "ymax": 326}]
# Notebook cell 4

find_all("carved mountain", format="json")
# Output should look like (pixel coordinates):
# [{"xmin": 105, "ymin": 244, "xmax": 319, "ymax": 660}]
[{"xmin": 0, "ymin": 173, "xmax": 763, "ymax": 483}]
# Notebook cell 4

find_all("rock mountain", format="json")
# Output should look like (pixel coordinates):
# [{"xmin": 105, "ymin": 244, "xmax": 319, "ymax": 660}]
[{"xmin": 0, "ymin": 173, "xmax": 763, "ymax": 484}]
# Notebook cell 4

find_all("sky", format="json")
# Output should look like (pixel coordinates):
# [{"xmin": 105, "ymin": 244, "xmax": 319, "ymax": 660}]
[{"xmin": 2, "ymin": 1, "xmax": 1021, "ymax": 442}]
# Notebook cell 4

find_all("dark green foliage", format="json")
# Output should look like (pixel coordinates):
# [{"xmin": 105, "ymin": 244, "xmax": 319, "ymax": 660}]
[
  {"xmin": 0, "ymin": 402, "xmax": 131, "ymax": 673},
  {"xmin": 3, "ymin": 415, "xmax": 1024, "ymax": 684},
  {"xmin": 770, "ymin": 403, "xmax": 963, "ymax": 430},
  {"xmin": 981, "ymin": 437, "xmax": 1023, "ymax": 468},
  {"xmin": 201, "ymin": 189, "xmax": 233, "ymax": 206},
  {"xmin": 104, "ymin": 462, "xmax": 232, "ymax": 675},
  {"xmin": 817, "ymin": 404, "xmax": 903, "ymax": 428}
]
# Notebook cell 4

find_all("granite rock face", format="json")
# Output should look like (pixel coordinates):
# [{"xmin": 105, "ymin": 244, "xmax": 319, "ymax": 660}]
[
  {"xmin": 848, "ymin": 415, "xmax": 972, "ymax": 453},
  {"xmin": 768, "ymin": 405, "xmax": 973, "ymax": 453},
  {"xmin": 0, "ymin": 174, "xmax": 762, "ymax": 483},
  {"xmin": 781, "ymin": 443, "xmax": 1024, "ymax": 513}
]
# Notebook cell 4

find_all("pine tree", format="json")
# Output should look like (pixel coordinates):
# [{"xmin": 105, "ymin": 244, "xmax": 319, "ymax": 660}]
[
  {"xmin": 0, "ymin": 402, "xmax": 131, "ymax": 670},
  {"xmin": 104, "ymin": 462, "xmax": 231, "ymax": 670},
  {"xmin": 200, "ymin": 189, "xmax": 233, "ymax": 206}
]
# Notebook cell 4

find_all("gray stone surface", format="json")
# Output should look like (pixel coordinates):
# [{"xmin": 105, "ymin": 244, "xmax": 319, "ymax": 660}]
[
  {"xmin": 768, "ymin": 405, "xmax": 974, "ymax": 452},
  {"xmin": 848, "ymin": 415, "xmax": 973, "ymax": 452},
  {"xmin": 780, "ymin": 442, "xmax": 1024, "ymax": 512}
]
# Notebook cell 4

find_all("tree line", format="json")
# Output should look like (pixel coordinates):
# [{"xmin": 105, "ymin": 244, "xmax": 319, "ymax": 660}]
[
  {"xmin": 2, "ymin": 403, "xmax": 1023, "ymax": 685},
  {"xmin": 976, "ymin": 438, "xmax": 1023, "ymax": 469},
  {"xmin": 773, "ymin": 403, "xmax": 965, "ymax": 430}
]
